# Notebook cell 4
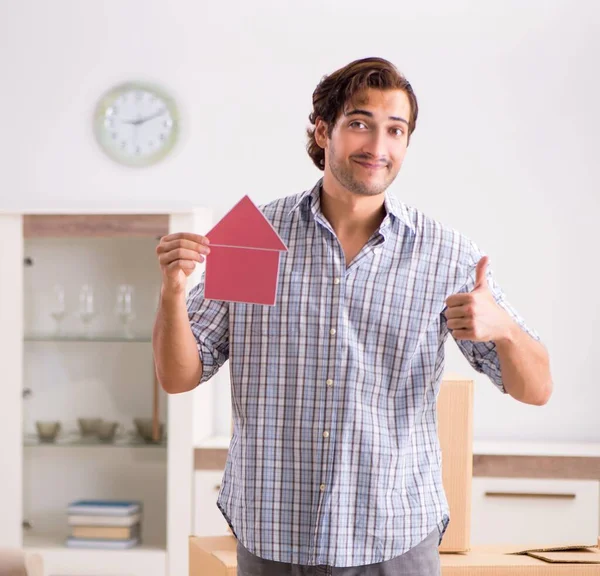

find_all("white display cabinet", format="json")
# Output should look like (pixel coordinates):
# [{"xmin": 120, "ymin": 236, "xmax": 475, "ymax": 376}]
[{"xmin": 0, "ymin": 208, "xmax": 214, "ymax": 576}]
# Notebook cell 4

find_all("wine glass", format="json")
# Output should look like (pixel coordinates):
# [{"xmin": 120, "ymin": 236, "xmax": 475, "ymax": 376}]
[
  {"xmin": 78, "ymin": 284, "xmax": 96, "ymax": 337},
  {"xmin": 50, "ymin": 284, "xmax": 67, "ymax": 335},
  {"xmin": 115, "ymin": 284, "xmax": 135, "ymax": 339}
]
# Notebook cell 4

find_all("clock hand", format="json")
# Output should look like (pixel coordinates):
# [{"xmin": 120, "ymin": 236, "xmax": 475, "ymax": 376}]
[{"xmin": 120, "ymin": 109, "xmax": 167, "ymax": 126}]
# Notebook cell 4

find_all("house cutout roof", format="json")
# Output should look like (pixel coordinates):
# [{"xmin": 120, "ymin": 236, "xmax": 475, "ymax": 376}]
[{"xmin": 206, "ymin": 195, "xmax": 287, "ymax": 251}]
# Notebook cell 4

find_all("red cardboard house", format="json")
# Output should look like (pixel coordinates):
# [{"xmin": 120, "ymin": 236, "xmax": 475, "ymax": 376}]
[{"xmin": 204, "ymin": 196, "xmax": 288, "ymax": 306}]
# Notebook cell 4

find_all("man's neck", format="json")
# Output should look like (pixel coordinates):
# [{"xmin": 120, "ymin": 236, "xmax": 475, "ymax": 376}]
[{"xmin": 319, "ymin": 179, "xmax": 387, "ymax": 239}]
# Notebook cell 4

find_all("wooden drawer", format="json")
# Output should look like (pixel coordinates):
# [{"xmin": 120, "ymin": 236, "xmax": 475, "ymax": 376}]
[
  {"xmin": 193, "ymin": 470, "xmax": 232, "ymax": 537},
  {"xmin": 471, "ymin": 477, "xmax": 599, "ymax": 547}
]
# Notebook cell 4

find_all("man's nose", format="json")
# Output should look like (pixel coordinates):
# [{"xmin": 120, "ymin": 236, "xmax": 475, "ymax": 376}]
[{"xmin": 361, "ymin": 129, "xmax": 388, "ymax": 162}]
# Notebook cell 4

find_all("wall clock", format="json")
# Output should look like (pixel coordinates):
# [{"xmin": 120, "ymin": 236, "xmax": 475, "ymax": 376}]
[{"xmin": 94, "ymin": 82, "xmax": 179, "ymax": 167}]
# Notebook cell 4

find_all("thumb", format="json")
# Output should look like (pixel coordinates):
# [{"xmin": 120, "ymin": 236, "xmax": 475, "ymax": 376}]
[{"xmin": 474, "ymin": 256, "xmax": 489, "ymax": 290}]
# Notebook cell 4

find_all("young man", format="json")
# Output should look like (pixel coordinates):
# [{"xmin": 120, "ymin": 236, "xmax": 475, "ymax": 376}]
[{"xmin": 152, "ymin": 57, "xmax": 552, "ymax": 575}]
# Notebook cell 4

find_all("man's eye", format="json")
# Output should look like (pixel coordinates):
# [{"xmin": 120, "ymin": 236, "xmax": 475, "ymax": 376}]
[
  {"xmin": 392, "ymin": 128, "xmax": 404, "ymax": 136},
  {"xmin": 350, "ymin": 121, "xmax": 366, "ymax": 129}
]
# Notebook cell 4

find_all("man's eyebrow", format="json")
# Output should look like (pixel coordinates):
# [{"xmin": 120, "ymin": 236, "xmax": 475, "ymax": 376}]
[{"xmin": 344, "ymin": 108, "xmax": 409, "ymax": 125}]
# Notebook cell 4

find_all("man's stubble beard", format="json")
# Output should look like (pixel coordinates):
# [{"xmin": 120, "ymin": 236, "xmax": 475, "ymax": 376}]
[{"xmin": 327, "ymin": 140, "xmax": 398, "ymax": 197}]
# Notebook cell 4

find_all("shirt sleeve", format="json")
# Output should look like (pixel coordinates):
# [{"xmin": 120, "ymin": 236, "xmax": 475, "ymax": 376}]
[
  {"xmin": 449, "ymin": 241, "xmax": 542, "ymax": 394},
  {"xmin": 186, "ymin": 271, "xmax": 229, "ymax": 384}
]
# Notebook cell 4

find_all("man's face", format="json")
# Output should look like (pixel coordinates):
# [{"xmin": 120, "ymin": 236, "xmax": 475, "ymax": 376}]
[{"xmin": 317, "ymin": 88, "xmax": 411, "ymax": 197}]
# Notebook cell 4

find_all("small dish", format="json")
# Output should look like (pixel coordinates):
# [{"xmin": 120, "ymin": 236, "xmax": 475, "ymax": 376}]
[
  {"xmin": 78, "ymin": 418, "xmax": 102, "ymax": 436},
  {"xmin": 96, "ymin": 421, "xmax": 122, "ymax": 443},
  {"xmin": 36, "ymin": 421, "xmax": 61, "ymax": 443},
  {"xmin": 133, "ymin": 418, "xmax": 164, "ymax": 443}
]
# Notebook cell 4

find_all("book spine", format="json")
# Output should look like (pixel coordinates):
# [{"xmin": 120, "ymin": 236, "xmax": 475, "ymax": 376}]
[
  {"xmin": 67, "ymin": 513, "xmax": 141, "ymax": 527},
  {"xmin": 70, "ymin": 525, "xmax": 139, "ymax": 540},
  {"xmin": 67, "ymin": 506, "xmax": 140, "ymax": 517},
  {"xmin": 66, "ymin": 537, "xmax": 139, "ymax": 550}
]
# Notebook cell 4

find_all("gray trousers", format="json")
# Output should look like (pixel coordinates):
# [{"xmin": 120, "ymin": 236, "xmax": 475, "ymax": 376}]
[{"xmin": 236, "ymin": 528, "xmax": 441, "ymax": 576}]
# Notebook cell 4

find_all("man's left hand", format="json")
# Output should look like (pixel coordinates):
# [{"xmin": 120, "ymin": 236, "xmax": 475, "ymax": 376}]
[{"xmin": 444, "ymin": 256, "xmax": 513, "ymax": 342}]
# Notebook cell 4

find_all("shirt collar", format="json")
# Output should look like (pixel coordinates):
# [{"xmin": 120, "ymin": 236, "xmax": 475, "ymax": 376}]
[
  {"xmin": 382, "ymin": 190, "xmax": 416, "ymax": 234},
  {"xmin": 288, "ymin": 178, "xmax": 416, "ymax": 234},
  {"xmin": 288, "ymin": 178, "xmax": 322, "ymax": 217}
]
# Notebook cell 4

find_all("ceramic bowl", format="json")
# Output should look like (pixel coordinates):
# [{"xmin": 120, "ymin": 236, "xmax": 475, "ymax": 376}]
[
  {"xmin": 77, "ymin": 418, "xmax": 102, "ymax": 436},
  {"xmin": 96, "ymin": 421, "xmax": 120, "ymax": 443},
  {"xmin": 36, "ymin": 421, "xmax": 61, "ymax": 443},
  {"xmin": 133, "ymin": 418, "xmax": 164, "ymax": 443}
]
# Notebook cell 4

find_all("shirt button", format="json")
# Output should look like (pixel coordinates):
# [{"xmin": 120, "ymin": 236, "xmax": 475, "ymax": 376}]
[
  {"xmin": 320, "ymin": 484, "xmax": 326, "ymax": 492},
  {"xmin": 323, "ymin": 431, "xmax": 329, "ymax": 438},
  {"xmin": 329, "ymin": 328, "xmax": 336, "ymax": 336},
  {"xmin": 326, "ymin": 379, "xmax": 333, "ymax": 386},
  {"xmin": 333, "ymin": 277, "xmax": 340, "ymax": 285}
]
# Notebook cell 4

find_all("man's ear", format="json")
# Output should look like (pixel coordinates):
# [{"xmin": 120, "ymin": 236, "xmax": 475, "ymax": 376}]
[{"xmin": 314, "ymin": 118, "xmax": 329, "ymax": 149}]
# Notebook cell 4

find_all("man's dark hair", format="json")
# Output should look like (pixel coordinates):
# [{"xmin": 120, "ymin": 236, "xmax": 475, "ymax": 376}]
[{"xmin": 306, "ymin": 57, "xmax": 418, "ymax": 170}]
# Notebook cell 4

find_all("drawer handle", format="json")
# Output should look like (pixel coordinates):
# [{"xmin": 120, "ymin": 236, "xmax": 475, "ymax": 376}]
[
  {"xmin": 484, "ymin": 491, "xmax": 576, "ymax": 500},
  {"xmin": 214, "ymin": 484, "xmax": 221, "ymax": 491}
]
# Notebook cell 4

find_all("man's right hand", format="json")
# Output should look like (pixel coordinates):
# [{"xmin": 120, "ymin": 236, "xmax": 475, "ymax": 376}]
[{"xmin": 156, "ymin": 232, "xmax": 211, "ymax": 296}]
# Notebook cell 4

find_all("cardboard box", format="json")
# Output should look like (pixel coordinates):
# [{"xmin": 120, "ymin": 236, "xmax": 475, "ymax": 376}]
[
  {"xmin": 437, "ymin": 375, "xmax": 474, "ymax": 552},
  {"xmin": 189, "ymin": 536, "xmax": 600, "ymax": 576},
  {"xmin": 190, "ymin": 536, "xmax": 236, "ymax": 576},
  {"xmin": 440, "ymin": 544, "xmax": 600, "ymax": 575}
]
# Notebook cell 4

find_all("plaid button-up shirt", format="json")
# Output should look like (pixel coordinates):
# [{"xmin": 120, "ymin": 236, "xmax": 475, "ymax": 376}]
[{"xmin": 187, "ymin": 178, "xmax": 540, "ymax": 567}]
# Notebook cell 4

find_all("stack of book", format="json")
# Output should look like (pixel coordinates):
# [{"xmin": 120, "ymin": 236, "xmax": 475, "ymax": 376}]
[{"xmin": 66, "ymin": 499, "xmax": 142, "ymax": 549}]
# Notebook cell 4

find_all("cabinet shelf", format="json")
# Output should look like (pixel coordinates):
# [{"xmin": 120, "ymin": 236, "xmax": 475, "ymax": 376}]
[
  {"xmin": 24, "ymin": 531, "xmax": 166, "ymax": 551},
  {"xmin": 24, "ymin": 333, "xmax": 152, "ymax": 343},
  {"xmin": 24, "ymin": 532, "xmax": 166, "ymax": 576},
  {"xmin": 24, "ymin": 433, "xmax": 166, "ymax": 448}
]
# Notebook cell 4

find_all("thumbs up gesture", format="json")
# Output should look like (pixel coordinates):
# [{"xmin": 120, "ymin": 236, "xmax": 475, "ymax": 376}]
[{"xmin": 444, "ymin": 256, "xmax": 513, "ymax": 342}]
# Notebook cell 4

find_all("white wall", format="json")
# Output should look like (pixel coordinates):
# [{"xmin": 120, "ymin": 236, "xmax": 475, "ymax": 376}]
[{"xmin": 1, "ymin": 0, "xmax": 598, "ymax": 443}]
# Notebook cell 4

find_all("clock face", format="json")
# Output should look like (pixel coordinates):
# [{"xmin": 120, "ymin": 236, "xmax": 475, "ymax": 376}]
[{"xmin": 94, "ymin": 82, "xmax": 179, "ymax": 167}]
